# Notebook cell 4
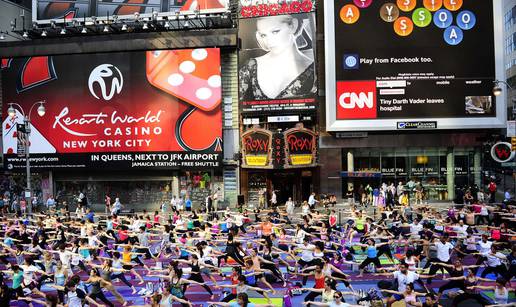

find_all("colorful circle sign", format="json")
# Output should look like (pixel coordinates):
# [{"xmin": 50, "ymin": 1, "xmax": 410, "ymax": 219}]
[
  {"xmin": 423, "ymin": 0, "xmax": 443, "ymax": 11},
  {"xmin": 353, "ymin": 0, "xmax": 372, "ymax": 8},
  {"xmin": 433, "ymin": 9, "xmax": 453, "ymax": 29},
  {"xmin": 457, "ymin": 10, "xmax": 476, "ymax": 30},
  {"xmin": 412, "ymin": 8, "xmax": 432, "ymax": 27},
  {"xmin": 394, "ymin": 17, "xmax": 414, "ymax": 36},
  {"xmin": 444, "ymin": 26, "xmax": 464, "ymax": 45},
  {"xmin": 380, "ymin": 3, "xmax": 400, "ymax": 23},
  {"xmin": 396, "ymin": 0, "xmax": 417, "ymax": 12},
  {"xmin": 340, "ymin": 4, "xmax": 360, "ymax": 24},
  {"xmin": 443, "ymin": 0, "xmax": 463, "ymax": 11}
]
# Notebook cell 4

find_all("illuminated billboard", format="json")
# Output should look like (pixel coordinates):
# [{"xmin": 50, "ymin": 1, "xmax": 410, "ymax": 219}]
[
  {"xmin": 2, "ymin": 49, "xmax": 222, "ymax": 169},
  {"xmin": 325, "ymin": 0, "xmax": 505, "ymax": 131}
]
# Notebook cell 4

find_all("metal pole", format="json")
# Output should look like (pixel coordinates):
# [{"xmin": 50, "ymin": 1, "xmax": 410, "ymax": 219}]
[{"xmin": 25, "ymin": 116, "xmax": 31, "ymax": 215}]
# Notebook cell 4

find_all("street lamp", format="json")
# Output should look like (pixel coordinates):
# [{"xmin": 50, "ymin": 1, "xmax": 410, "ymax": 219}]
[
  {"xmin": 493, "ymin": 80, "xmax": 512, "ymax": 96},
  {"xmin": 493, "ymin": 80, "xmax": 516, "ymax": 196},
  {"xmin": 7, "ymin": 101, "xmax": 46, "ymax": 215}
]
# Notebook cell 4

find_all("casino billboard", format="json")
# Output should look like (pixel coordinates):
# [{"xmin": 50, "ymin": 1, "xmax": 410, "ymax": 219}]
[
  {"xmin": 33, "ymin": 0, "xmax": 228, "ymax": 23},
  {"xmin": 324, "ymin": 0, "xmax": 505, "ymax": 131},
  {"xmin": 1, "ymin": 49, "xmax": 222, "ymax": 170}
]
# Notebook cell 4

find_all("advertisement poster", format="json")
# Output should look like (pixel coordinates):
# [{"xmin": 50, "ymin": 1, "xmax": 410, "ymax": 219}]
[
  {"xmin": 2, "ymin": 49, "xmax": 222, "ymax": 169},
  {"xmin": 34, "ymin": 0, "xmax": 228, "ymax": 22},
  {"xmin": 238, "ymin": 12, "xmax": 317, "ymax": 113},
  {"xmin": 325, "ymin": 0, "xmax": 505, "ymax": 131}
]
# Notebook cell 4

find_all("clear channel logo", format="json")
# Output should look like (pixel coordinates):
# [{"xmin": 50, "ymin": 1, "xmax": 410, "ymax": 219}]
[{"xmin": 88, "ymin": 64, "xmax": 124, "ymax": 101}]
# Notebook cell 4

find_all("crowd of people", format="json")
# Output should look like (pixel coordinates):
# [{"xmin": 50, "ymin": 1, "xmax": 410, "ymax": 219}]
[{"xmin": 0, "ymin": 181, "xmax": 513, "ymax": 307}]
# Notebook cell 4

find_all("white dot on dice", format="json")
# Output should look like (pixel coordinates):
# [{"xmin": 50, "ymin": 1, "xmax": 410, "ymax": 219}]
[
  {"xmin": 208, "ymin": 75, "xmax": 221, "ymax": 88},
  {"xmin": 179, "ymin": 61, "xmax": 196, "ymax": 74},
  {"xmin": 167, "ymin": 73, "xmax": 184, "ymax": 86},
  {"xmin": 192, "ymin": 49, "xmax": 208, "ymax": 61},
  {"xmin": 196, "ymin": 87, "xmax": 212, "ymax": 100}
]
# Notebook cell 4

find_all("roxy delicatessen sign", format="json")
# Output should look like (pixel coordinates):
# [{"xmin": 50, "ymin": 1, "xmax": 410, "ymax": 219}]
[
  {"xmin": 241, "ymin": 125, "xmax": 317, "ymax": 169},
  {"xmin": 1, "ymin": 49, "xmax": 223, "ymax": 169},
  {"xmin": 239, "ymin": 0, "xmax": 315, "ymax": 18}
]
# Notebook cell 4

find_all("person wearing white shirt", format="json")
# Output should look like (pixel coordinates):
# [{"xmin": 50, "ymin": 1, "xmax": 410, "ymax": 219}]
[
  {"xmin": 454, "ymin": 220, "xmax": 469, "ymax": 238},
  {"xmin": 295, "ymin": 225, "xmax": 307, "ymax": 244},
  {"xmin": 270, "ymin": 190, "xmax": 277, "ymax": 208},
  {"xmin": 308, "ymin": 192, "xmax": 318, "ymax": 209},
  {"xmin": 213, "ymin": 188, "xmax": 220, "ymax": 212},
  {"xmin": 472, "ymin": 234, "xmax": 496, "ymax": 274},
  {"xmin": 302, "ymin": 201, "xmax": 310, "ymax": 216},
  {"xmin": 409, "ymin": 219, "xmax": 423, "ymax": 237},
  {"xmin": 171, "ymin": 196, "xmax": 179, "ymax": 211},
  {"xmin": 176, "ymin": 197, "xmax": 184, "ymax": 211},
  {"xmin": 234, "ymin": 214, "xmax": 246, "ymax": 234},
  {"xmin": 481, "ymin": 245, "xmax": 510, "ymax": 280},
  {"xmin": 383, "ymin": 263, "xmax": 432, "ymax": 306},
  {"xmin": 285, "ymin": 197, "xmax": 295, "ymax": 216},
  {"xmin": 428, "ymin": 235, "xmax": 455, "ymax": 283},
  {"xmin": 297, "ymin": 238, "xmax": 315, "ymax": 269}
]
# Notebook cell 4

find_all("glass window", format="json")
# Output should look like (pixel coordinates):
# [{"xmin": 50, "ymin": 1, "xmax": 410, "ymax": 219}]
[{"xmin": 381, "ymin": 156, "xmax": 396, "ymax": 176}]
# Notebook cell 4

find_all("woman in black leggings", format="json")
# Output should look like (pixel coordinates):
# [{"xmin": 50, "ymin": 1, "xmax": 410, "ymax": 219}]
[
  {"xmin": 450, "ymin": 269, "xmax": 492, "ymax": 307},
  {"xmin": 435, "ymin": 259, "xmax": 479, "ymax": 300},
  {"xmin": 217, "ymin": 234, "xmax": 246, "ymax": 266},
  {"xmin": 260, "ymin": 244, "xmax": 287, "ymax": 286},
  {"xmin": 177, "ymin": 254, "xmax": 217, "ymax": 300},
  {"xmin": 84, "ymin": 268, "xmax": 116, "ymax": 307}
]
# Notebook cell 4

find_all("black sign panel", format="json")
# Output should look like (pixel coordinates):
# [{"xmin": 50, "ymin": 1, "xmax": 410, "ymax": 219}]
[
  {"xmin": 326, "ymin": 1, "xmax": 502, "ymax": 131},
  {"xmin": 4, "ymin": 152, "xmax": 220, "ymax": 170}
]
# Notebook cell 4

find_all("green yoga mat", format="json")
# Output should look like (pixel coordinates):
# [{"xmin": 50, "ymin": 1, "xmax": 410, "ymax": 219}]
[
  {"xmin": 483, "ymin": 291, "xmax": 516, "ymax": 300},
  {"xmin": 353, "ymin": 255, "xmax": 398, "ymax": 265}
]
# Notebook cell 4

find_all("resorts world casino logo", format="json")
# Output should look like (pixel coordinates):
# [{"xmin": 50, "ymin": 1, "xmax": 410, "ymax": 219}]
[
  {"xmin": 336, "ymin": 80, "xmax": 377, "ymax": 119},
  {"xmin": 88, "ymin": 64, "xmax": 124, "ymax": 101}
]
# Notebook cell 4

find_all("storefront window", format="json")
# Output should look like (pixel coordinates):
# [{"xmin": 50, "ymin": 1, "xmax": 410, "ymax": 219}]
[
  {"xmin": 454, "ymin": 154, "xmax": 469, "ymax": 187},
  {"xmin": 346, "ymin": 147, "xmax": 483, "ymax": 202}
]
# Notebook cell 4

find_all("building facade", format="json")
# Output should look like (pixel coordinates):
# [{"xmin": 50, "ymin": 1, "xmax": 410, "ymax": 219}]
[{"xmin": 0, "ymin": 2, "xmax": 240, "ymax": 210}]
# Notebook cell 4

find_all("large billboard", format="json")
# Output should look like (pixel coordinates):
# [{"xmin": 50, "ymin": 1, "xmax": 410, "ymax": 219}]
[
  {"xmin": 1, "ymin": 49, "xmax": 222, "ymax": 169},
  {"xmin": 34, "ymin": 0, "xmax": 228, "ymax": 23},
  {"xmin": 238, "ymin": 9, "xmax": 317, "ymax": 114},
  {"xmin": 325, "ymin": 0, "xmax": 505, "ymax": 131}
]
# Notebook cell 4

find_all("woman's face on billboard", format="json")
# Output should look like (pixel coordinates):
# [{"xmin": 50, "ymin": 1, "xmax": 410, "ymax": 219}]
[{"xmin": 256, "ymin": 16, "xmax": 296, "ymax": 54}]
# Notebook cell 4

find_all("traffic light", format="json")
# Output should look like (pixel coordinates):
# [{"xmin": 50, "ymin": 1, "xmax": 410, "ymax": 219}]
[{"xmin": 512, "ymin": 137, "xmax": 516, "ymax": 151}]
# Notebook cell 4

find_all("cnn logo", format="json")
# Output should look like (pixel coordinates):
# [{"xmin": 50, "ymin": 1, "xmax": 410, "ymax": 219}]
[{"xmin": 336, "ymin": 81, "xmax": 377, "ymax": 119}]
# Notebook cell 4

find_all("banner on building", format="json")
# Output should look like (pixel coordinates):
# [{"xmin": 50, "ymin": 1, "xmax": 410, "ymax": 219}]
[
  {"xmin": 2, "ymin": 49, "xmax": 222, "ymax": 169},
  {"xmin": 325, "ymin": 1, "xmax": 505, "ymax": 131},
  {"xmin": 238, "ymin": 0, "xmax": 316, "ymax": 18},
  {"xmin": 34, "ymin": 0, "xmax": 228, "ymax": 23},
  {"xmin": 238, "ymin": 12, "xmax": 317, "ymax": 113},
  {"xmin": 241, "ymin": 124, "xmax": 317, "ymax": 169}
]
